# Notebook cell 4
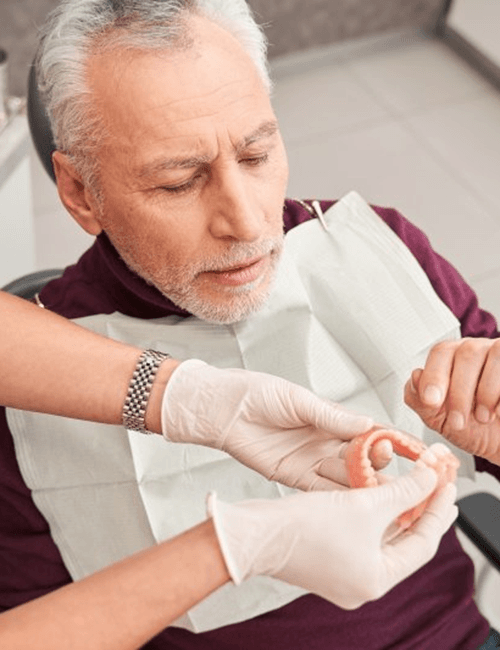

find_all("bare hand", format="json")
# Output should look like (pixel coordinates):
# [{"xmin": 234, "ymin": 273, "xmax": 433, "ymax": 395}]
[{"xmin": 404, "ymin": 338, "xmax": 500, "ymax": 465}]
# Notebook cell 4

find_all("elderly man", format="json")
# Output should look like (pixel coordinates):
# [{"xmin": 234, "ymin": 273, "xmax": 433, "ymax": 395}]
[{"xmin": 1, "ymin": 0, "xmax": 500, "ymax": 648}]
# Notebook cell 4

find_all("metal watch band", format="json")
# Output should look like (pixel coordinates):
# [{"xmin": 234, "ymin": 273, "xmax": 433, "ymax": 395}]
[{"xmin": 122, "ymin": 349, "xmax": 171, "ymax": 434}]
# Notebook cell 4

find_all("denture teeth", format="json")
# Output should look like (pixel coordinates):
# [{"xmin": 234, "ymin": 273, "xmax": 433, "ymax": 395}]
[
  {"xmin": 420, "ymin": 448, "xmax": 438, "ymax": 464},
  {"xmin": 346, "ymin": 427, "xmax": 460, "ymax": 532},
  {"xmin": 430, "ymin": 442, "xmax": 450, "ymax": 457}
]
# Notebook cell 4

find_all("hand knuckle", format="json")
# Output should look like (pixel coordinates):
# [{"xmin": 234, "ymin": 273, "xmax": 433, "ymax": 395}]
[
  {"xmin": 456, "ymin": 339, "xmax": 480, "ymax": 361},
  {"xmin": 431, "ymin": 340, "xmax": 456, "ymax": 355},
  {"xmin": 489, "ymin": 340, "xmax": 500, "ymax": 361}
]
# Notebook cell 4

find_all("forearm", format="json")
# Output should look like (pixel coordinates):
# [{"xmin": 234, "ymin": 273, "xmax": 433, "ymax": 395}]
[
  {"xmin": 0, "ymin": 519, "xmax": 229, "ymax": 650},
  {"xmin": 0, "ymin": 292, "xmax": 179, "ymax": 430}
]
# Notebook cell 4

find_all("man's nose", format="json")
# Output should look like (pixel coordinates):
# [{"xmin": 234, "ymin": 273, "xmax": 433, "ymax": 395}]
[{"xmin": 208, "ymin": 165, "xmax": 265, "ymax": 242}]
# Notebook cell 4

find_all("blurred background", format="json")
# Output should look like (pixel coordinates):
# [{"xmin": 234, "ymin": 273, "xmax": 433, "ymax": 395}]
[
  {"xmin": 1, "ymin": 0, "xmax": 500, "ymax": 630},
  {"xmin": 0, "ymin": 0, "xmax": 449, "ymax": 97}
]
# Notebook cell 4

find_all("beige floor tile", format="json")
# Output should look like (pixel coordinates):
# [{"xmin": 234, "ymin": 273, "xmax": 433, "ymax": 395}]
[
  {"xmin": 285, "ymin": 119, "xmax": 500, "ymax": 282},
  {"xmin": 271, "ymin": 60, "xmax": 390, "ymax": 146},
  {"xmin": 408, "ymin": 92, "xmax": 500, "ymax": 216},
  {"xmin": 348, "ymin": 35, "xmax": 490, "ymax": 115}
]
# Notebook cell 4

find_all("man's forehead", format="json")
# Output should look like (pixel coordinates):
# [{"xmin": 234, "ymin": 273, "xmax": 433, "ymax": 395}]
[
  {"xmin": 135, "ymin": 119, "xmax": 279, "ymax": 178},
  {"xmin": 87, "ymin": 15, "xmax": 260, "ymax": 110}
]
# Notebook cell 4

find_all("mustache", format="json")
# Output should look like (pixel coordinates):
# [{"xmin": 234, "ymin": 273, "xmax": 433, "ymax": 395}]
[{"xmin": 194, "ymin": 236, "xmax": 284, "ymax": 274}]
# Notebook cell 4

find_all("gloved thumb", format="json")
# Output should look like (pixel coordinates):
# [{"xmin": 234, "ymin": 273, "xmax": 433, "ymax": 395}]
[
  {"xmin": 381, "ymin": 480, "xmax": 458, "ymax": 581},
  {"xmin": 368, "ymin": 462, "xmax": 438, "ymax": 526}
]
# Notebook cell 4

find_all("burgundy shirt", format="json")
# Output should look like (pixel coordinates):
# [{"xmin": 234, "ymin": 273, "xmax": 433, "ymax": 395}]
[{"xmin": 1, "ymin": 199, "xmax": 498, "ymax": 649}]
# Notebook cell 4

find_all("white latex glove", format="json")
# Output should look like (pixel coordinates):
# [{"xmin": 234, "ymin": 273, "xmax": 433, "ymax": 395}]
[
  {"xmin": 207, "ymin": 464, "xmax": 458, "ymax": 610},
  {"xmin": 161, "ymin": 359, "xmax": 389, "ymax": 490}
]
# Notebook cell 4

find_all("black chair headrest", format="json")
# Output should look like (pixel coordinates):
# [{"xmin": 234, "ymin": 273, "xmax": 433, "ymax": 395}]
[{"xmin": 27, "ymin": 63, "xmax": 56, "ymax": 183}]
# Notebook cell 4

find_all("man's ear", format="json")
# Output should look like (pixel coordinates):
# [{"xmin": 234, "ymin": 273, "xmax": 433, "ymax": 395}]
[{"xmin": 52, "ymin": 151, "xmax": 103, "ymax": 236}]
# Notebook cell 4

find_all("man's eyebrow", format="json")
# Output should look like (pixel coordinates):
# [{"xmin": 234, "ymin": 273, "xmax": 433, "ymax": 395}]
[
  {"xmin": 236, "ymin": 120, "xmax": 279, "ymax": 153},
  {"xmin": 136, "ymin": 154, "xmax": 212, "ymax": 179},
  {"xmin": 136, "ymin": 120, "xmax": 279, "ymax": 179}
]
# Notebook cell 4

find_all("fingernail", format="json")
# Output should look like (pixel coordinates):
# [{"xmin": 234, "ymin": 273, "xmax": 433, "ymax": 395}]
[
  {"xmin": 423, "ymin": 385, "xmax": 442, "ymax": 406},
  {"xmin": 475, "ymin": 405, "xmax": 491, "ymax": 424},
  {"xmin": 447, "ymin": 410, "xmax": 465, "ymax": 431}
]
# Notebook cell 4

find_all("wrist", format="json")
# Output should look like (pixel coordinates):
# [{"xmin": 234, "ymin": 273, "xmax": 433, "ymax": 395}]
[{"xmin": 207, "ymin": 493, "xmax": 290, "ymax": 584}]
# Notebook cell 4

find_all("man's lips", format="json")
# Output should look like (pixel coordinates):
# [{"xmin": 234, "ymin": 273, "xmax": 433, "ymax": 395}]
[
  {"xmin": 218, "ymin": 255, "xmax": 265, "ymax": 272},
  {"xmin": 203, "ymin": 254, "xmax": 269, "ymax": 286}
]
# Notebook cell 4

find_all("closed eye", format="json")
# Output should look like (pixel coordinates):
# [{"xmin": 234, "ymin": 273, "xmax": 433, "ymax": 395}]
[
  {"xmin": 240, "ymin": 153, "xmax": 269, "ymax": 167},
  {"xmin": 158, "ymin": 174, "xmax": 203, "ymax": 194}
]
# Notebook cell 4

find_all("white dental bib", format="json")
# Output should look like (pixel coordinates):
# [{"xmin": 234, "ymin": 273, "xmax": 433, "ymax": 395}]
[{"xmin": 7, "ymin": 192, "xmax": 474, "ymax": 633}]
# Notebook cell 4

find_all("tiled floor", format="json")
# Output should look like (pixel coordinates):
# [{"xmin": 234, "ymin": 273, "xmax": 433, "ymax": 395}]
[{"xmin": 31, "ymin": 27, "xmax": 500, "ymax": 630}]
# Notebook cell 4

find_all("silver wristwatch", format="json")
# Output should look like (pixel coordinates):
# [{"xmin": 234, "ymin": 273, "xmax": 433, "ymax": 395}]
[{"xmin": 122, "ymin": 349, "xmax": 171, "ymax": 434}]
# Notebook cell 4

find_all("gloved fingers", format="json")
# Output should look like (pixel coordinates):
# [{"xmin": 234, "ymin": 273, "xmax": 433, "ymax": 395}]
[
  {"xmin": 303, "ymin": 474, "xmax": 350, "ymax": 491},
  {"xmin": 287, "ymin": 383, "xmax": 373, "ymax": 437},
  {"xmin": 337, "ymin": 437, "xmax": 393, "ymax": 460},
  {"xmin": 270, "ymin": 436, "xmax": 350, "ymax": 489},
  {"xmin": 316, "ymin": 456, "xmax": 351, "ymax": 488},
  {"xmin": 366, "ymin": 464, "xmax": 439, "ymax": 529},
  {"xmin": 409, "ymin": 481, "xmax": 458, "ymax": 537},
  {"xmin": 337, "ymin": 438, "xmax": 393, "ymax": 467},
  {"xmin": 328, "ymin": 436, "xmax": 394, "ymax": 487},
  {"xmin": 318, "ymin": 446, "xmax": 394, "ymax": 489},
  {"xmin": 375, "ymin": 473, "xmax": 395, "ymax": 485},
  {"xmin": 381, "ymin": 483, "xmax": 458, "ymax": 586},
  {"xmin": 369, "ymin": 439, "xmax": 393, "ymax": 471}
]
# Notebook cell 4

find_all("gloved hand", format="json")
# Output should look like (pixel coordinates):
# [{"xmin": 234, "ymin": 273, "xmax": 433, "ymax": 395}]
[
  {"xmin": 161, "ymin": 360, "xmax": 391, "ymax": 490},
  {"xmin": 207, "ymin": 463, "xmax": 458, "ymax": 610}
]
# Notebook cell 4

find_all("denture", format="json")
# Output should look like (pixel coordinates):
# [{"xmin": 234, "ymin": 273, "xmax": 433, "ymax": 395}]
[{"xmin": 345, "ymin": 428, "xmax": 460, "ymax": 531}]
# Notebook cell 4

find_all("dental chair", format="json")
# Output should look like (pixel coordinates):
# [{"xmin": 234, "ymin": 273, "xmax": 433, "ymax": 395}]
[
  {"xmin": 2, "ymin": 268, "xmax": 63, "ymax": 299},
  {"xmin": 15, "ymin": 56, "xmax": 500, "ymax": 647}
]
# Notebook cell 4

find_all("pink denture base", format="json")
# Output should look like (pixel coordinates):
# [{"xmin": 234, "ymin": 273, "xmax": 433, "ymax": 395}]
[{"xmin": 345, "ymin": 428, "xmax": 460, "ymax": 531}]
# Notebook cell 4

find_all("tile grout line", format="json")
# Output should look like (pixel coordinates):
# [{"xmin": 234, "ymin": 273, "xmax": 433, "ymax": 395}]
[{"xmin": 345, "ymin": 59, "xmax": 500, "ymax": 223}]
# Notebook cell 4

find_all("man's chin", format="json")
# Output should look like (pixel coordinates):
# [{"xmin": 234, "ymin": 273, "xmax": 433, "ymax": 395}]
[
  {"xmin": 163, "ymin": 272, "xmax": 276, "ymax": 324},
  {"xmin": 115, "ymin": 237, "xmax": 283, "ymax": 323},
  {"xmin": 170, "ymin": 287, "xmax": 272, "ymax": 324}
]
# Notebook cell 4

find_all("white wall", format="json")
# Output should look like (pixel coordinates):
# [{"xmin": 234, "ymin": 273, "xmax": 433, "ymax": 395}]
[
  {"xmin": 448, "ymin": 0, "xmax": 500, "ymax": 66},
  {"xmin": 0, "ymin": 116, "xmax": 36, "ymax": 287}
]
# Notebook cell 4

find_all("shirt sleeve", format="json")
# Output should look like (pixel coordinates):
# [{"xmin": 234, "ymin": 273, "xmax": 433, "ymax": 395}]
[{"xmin": 370, "ymin": 203, "xmax": 500, "ymax": 481}]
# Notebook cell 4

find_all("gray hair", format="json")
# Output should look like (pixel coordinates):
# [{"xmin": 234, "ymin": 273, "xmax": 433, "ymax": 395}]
[{"xmin": 36, "ymin": 0, "xmax": 271, "ymax": 198}]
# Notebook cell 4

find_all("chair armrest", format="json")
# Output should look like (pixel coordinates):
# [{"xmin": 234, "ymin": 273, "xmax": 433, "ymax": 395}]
[
  {"xmin": 456, "ymin": 492, "xmax": 500, "ymax": 572},
  {"xmin": 1, "ymin": 269, "xmax": 63, "ymax": 300}
]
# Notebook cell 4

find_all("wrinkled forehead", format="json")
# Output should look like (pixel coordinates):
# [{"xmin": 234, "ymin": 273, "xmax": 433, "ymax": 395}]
[{"xmin": 85, "ymin": 15, "xmax": 273, "ymax": 162}]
